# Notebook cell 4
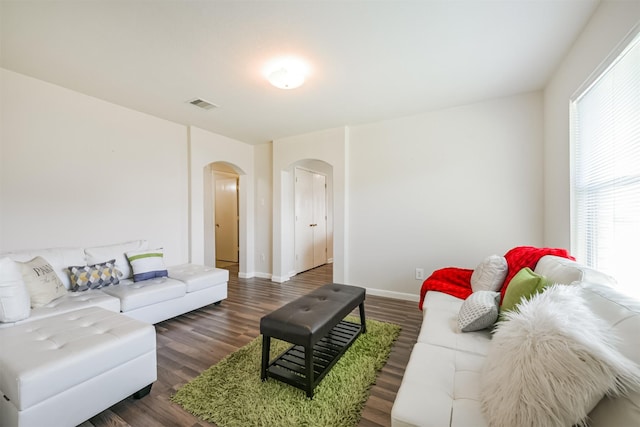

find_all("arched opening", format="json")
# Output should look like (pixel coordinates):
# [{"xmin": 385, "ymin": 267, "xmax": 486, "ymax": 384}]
[{"xmin": 272, "ymin": 126, "xmax": 347, "ymax": 284}]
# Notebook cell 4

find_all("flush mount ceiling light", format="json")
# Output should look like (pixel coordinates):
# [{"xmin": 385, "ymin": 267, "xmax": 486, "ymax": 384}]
[{"xmin": 264, "ymin": 57, "xmax": 309, "ymax": 90}]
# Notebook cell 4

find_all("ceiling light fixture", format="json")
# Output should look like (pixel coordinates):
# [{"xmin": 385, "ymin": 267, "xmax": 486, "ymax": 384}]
[{"xmin": 265, "ymin": 57, "xmax": 308, "ymax": 90}]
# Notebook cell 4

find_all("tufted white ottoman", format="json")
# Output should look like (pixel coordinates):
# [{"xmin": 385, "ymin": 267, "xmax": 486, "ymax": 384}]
[{"xmin": 0, "ymin": 307, "xmax": 156, "ymax": 427}]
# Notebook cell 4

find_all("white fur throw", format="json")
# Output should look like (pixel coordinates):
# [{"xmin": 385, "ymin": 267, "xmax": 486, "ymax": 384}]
[{"xmin": 480, "ymin": 284, "xmax": 640, "ymax": 427}]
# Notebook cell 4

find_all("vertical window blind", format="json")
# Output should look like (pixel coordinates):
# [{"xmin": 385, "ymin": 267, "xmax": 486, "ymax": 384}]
[{"xmin": 572, "ymin": 30, "xmax": 640, "ymax": 298}]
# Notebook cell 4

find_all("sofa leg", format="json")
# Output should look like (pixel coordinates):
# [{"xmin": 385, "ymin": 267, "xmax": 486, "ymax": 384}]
[{"xmin": 132, "ymin": 384, "xmax": 153, "ymax": 399}]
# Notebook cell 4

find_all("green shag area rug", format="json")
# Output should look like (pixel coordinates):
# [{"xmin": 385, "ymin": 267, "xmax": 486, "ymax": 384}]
[{"xmin": 171, "ymin": 317, "xmax": 401, "ymax": 427}]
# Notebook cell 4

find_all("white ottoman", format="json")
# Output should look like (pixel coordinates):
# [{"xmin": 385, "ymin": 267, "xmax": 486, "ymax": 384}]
[{"xmin": 0, "ymin": 307, "xmax": 156, "ymax": 427}]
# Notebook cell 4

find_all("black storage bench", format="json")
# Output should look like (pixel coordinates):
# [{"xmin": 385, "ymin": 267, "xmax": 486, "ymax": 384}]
[{"xmin": 260, "ymin": 283, "xmax": 366, "ymax": 398}]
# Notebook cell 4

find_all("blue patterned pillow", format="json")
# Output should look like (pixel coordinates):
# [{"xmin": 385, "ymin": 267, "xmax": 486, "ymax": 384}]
[
  {"xmin": 68, "ymin": 259, "xmax": 121, "ymax": 292},
  {"xmin": 126, "ymin": 248, "xmax": 168, "ymax": 282}
]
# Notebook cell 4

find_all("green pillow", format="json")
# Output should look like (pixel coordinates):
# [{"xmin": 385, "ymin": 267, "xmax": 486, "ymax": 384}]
[{"xmin": 500, "ymin": 267, "xmax": 550, "ymax": 314}]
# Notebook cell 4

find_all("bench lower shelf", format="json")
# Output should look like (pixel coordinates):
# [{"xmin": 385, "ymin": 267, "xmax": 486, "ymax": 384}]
[{"xmin": 263, "ymin": 320, "xmax": 363, "ymax": 398}]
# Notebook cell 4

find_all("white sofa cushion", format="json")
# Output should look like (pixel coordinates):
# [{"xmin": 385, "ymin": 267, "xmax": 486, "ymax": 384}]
[
  {"xmin": 85, "ymin": 240, "xmax": 148, "ymax": 280},
  {"xmin": 470, "ymin": 255, "xmax": 508, "ymax": 292},
  {"xmin": 481, "ymin": 284, "xmax": 640, "ymax": 427},
  {"xmin": 534, "ymin": 255, "xmax": 617, "ymax": 286},
  {"xmin": 418, "ymin": 291, "xmax": 492, "ymax": 356},
  {"xmin": 0, "ymin": 257, "xmax": 31, "ymax": 322},
  {"xmin": 100, "ymin": 277, "xmax": 186, "ymax": 312},
  {"xmin": 2, "ymin": 290, "xmax": 121, "ymax": 326},
  {"xmin": 167, "ymin": 264, "xmax": 229, "ymax": 293},
  {"xmin": 18, "ymin": 256, "xmax": 68, "ymax": 308},
  {"xmin": 0, "ymin": 289, "xmax": 120, "ymax": 329},
  {"xmin": 391, "ymin": 343, "xmax": 487, "ymax": 427}
]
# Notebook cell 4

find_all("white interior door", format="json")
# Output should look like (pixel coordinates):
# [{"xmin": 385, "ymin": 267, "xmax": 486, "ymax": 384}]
[
  {"xmin": 215, "ymin": 177, "xmax": 239, "ymax": 262},
  {"xmin": 295, "ymin": 168, "xmax": 327, "ymax": 273},
  {"xmin": 312, "ymin": 173, "xmax": 327, "ymax": 267}
]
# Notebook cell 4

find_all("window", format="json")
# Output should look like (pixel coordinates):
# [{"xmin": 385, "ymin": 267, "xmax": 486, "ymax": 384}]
[{"xmin": 571, "ymin": 28, "xmax": 640, "ymax": 298}]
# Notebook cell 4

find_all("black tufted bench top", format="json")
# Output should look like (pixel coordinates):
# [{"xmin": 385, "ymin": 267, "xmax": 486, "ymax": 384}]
[
  {"xmin": 260, "ymin": 283, "xmax": 365, "ymax": 346},
  {"xmin": 260, "ymin": 283, "xmax": 366, "ymax": 397}
]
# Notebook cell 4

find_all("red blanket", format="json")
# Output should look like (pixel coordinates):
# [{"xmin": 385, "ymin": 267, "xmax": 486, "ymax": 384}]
[
  {"xmin": 418, "ymin": 246, "xmax": 575, "ymax": 310},
  {"xmin": 418, "ymin": 267, "xmax": 473, "ymax": 310}
]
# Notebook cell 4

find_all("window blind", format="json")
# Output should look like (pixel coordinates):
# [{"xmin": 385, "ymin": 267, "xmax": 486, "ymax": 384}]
[{"xmin": 572, "ymin": 30, "xmax": 640, "ymax": 298}]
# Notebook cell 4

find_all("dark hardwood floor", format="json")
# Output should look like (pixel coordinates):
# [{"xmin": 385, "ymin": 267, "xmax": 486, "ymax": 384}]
[{"xmin": 85, "ymin": 264, "xmax": 423, "ymax": 427}]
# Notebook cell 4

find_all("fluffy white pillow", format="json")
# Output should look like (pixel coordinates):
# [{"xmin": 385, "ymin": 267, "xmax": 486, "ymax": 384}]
[
  {"xmin": 18, "ymin": 256, "xmax": 67, "ymax": 308},
  {"xmin": 470, "ymin": 254, "xmax": 508, "ymax": 292},
  {"xmin": 0, "ymin": 257, "xmax": 31, "ymax": 322},
  {"xmin": 481, "ymin": 284, "xmax": 640, "ymax": 427},
  {"xmin": 458, "ymin": 291, "xmax": 500, "ymax": 332}
]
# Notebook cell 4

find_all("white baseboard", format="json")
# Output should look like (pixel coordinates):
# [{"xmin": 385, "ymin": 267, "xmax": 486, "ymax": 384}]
[
  {"xmin": 365, "ymin": 287, "xmax": 420, "ymax": 302},
  {"xmin": 270, "ymin": 275, "xmax": 289, "ymax": 283},
  {"xmin": 238, "ymin": 271, "xmax": 273, "ymax": 280}
]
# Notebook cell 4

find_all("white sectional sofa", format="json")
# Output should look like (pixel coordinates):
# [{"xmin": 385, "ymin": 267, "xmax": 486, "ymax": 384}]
[
  {"xmin": 0, "ymin": 239, "xmax": 229, "ymax": 326},
  {"xmin": 0, "ymin": 240, "xmax": 229, "ymax": 427},
  {"xmin": 391, "ymin": 255, "xmax": 640, "ymax": 427}
]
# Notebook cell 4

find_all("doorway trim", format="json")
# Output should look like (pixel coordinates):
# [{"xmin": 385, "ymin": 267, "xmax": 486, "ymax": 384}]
[{"xmin": 188, "ymin": 126, "xmax": 255, "ymax": 278}]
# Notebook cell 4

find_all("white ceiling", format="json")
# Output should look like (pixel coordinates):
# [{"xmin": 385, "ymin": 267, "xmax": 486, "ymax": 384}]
[{"xmin": 1, "ymin": 0, "xmax": 600, "ymax": 145}]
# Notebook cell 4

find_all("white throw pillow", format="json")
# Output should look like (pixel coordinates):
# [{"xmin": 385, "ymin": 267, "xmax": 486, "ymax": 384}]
[
  {"xmin": 125, "ymin": 248, "xmax": 168, "ymax": 282},
  {"xmin": 0, "ymin": 257, "xmax": 31, "ymax": 322},
  {"xmin": 480, "ymin": 284, "xmax": 640, "ymax": 427},
  {"xmin": 18, "ymin": 256, "xmax": 67, "ymax": 308},
  {"xmin": 470, "ymin": 254, "xmax": 508, "ymax": 292},
  {"xmin": 458, "ymin": 291, "xmax": 500, "ymax": 332}
]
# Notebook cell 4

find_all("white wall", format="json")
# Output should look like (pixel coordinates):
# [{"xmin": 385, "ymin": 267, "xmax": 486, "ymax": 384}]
[
  {"xmin": 0, "ymin": 68, "xmax": 189, "ymax": 265},
  {"xmin": 348, "ymin": 93, "xmax": 544, "ymax": 300},
  {"xmin": 254, "ymin": 143, "xmax": 273, "ymax": 278},
  {"xmin": 544, "ymin": 0, "xmax": 640, "ymax": 251}
]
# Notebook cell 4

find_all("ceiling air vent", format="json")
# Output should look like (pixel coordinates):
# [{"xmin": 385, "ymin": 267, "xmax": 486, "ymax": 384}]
[{"xmin": 188, "ymin": 98, "xmax": 218, "ymax": 110}]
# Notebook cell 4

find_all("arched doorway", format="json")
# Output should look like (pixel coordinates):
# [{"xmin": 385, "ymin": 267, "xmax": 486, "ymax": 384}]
[{"xmin": 272, "ymin": 126, "xmax": 346, "ymax": 284}]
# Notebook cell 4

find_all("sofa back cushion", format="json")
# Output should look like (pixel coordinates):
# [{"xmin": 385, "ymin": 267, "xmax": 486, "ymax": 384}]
[
  {"xmin": 85, "ymin": 240, "xmax": 148, "ymax": 280},
  {"xmin": 0, "ymin": 257, "xmax": 31, "ymax": 322},
  {"xmin": 4, "ymin": 247, "xmax": 86, "ymax": 290},
  {"xmin": 534, "ymin": 255, "xmax": 617, "ymax": 287},
  {"xmin": 579, "ymin": 281, "xmax": 640, "ymax": 426}
]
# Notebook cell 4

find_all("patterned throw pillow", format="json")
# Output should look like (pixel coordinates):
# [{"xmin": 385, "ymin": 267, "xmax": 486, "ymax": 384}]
[
  {"xmin": 458, "ymin": 291, "xmax": 500, "ymax": 332},
  {"xmin": 126, "ymin": 248, "xmax": 168, "ymax": 282},
  {"xmin": 68, "ymin": 259, "xmax": 121, "ymax": 292}
]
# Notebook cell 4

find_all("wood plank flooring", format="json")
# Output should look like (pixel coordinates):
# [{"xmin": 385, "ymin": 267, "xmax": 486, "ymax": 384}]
[{"xmin": 85, "ymin": 264, "xmax": 423, "ymax": 427}]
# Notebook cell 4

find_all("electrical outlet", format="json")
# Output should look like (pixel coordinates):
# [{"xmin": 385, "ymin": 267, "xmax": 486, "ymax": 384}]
[{"xmin": 415, "ymin": 268, "xmax": 424, "ymax": 280}]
